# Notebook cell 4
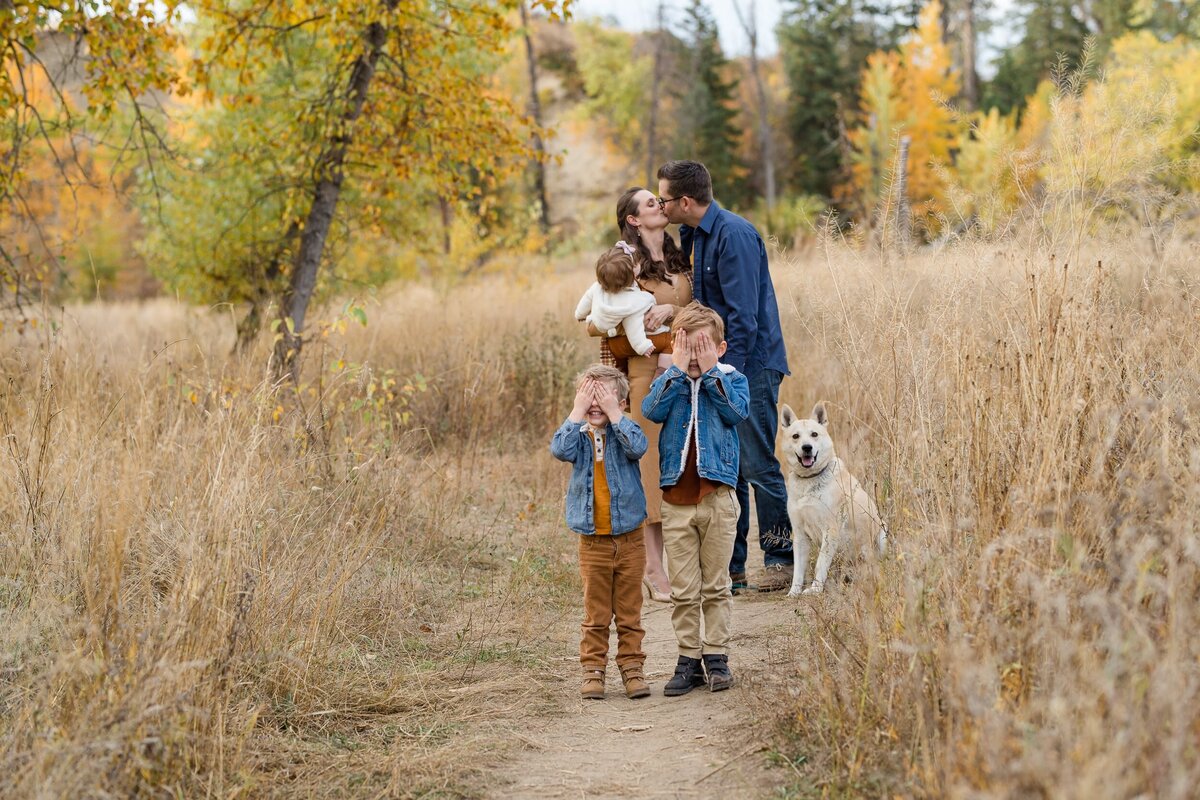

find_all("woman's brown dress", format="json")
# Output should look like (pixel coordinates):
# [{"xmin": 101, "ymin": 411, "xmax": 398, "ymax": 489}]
[{"xmin": 626, "ymin": 273, "xmax": 693, "ymax": 525}]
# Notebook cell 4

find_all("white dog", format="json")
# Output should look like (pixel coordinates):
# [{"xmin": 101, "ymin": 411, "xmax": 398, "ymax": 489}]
[{"xmin": 779, "ymin": 402, "xmax": 887, "ymax": 596}]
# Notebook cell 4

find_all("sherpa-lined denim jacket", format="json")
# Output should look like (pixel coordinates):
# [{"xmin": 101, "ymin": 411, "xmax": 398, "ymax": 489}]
[
  {"xmin": 641, "ymin": 363, "xmax": 749, "ymax": 489},
  {"xmin": 549, "ymin": 416, "xmax": 648, "ymax": 535}
]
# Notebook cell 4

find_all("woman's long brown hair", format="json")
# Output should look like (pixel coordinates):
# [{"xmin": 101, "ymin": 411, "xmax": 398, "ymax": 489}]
[{"xmin": 616, "ymin": 187, "xmax": 690, "ymax": 286}]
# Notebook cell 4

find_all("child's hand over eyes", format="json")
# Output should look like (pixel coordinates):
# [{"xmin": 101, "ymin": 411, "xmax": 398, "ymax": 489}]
[
  {"xmin": 570, "ymin": 379, "xmax": 594, "ymax": 421},
  {"xmin": 671, "ymin": 330, "xmax": 691, "ymax": 373},
  {"xmin": 693, "ymin": 330, "xmax": 719, "ymax": 374},
  {"xmin": 594, "ymin": 381, "xmax": 623, "ymax": 422}
]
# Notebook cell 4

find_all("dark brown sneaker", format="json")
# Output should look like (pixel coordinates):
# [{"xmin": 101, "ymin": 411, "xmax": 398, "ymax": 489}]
[
  {"xmin": 581, "ymin": 668, "xmax": 605, "ymax": 700},
  {"xmin": 703, "ymin": 654, "xmax": 734, "ymax": 692},
  {"xmin": 756, "ymin": 564, "xmax": 792, "ymax": 593},
  {"xmin": 619, "ymin": 664, "xmax": 651, "ymax": 699},
  {"xmin": 730, "ymin": 571, "xmax": 750, "ymax": 595}
]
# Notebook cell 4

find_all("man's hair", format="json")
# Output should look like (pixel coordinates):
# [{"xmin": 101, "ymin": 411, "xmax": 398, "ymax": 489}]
[
  {"xmin": 656, "ymin": 160, "xmax": 713, "ymax": 206},
  {"xmin": 575, "ymin": 364, "xmax": 631, "ymax": 403},
  {"xmin": 671, "ymin": 301, "xmax": 725, "ymax": 342},
  {"xmin": 595, "ymin": 248, "xmax": 635, "ymax": 294}
]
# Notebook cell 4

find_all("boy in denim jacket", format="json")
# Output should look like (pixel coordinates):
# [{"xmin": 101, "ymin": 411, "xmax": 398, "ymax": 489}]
[
  {"xmin": 641, "ymin": 303, "xmax": 749, "ymax": 694},
  {"xmin": 550, "ymin": 364, "xmax": 652, "ymax": 701}
]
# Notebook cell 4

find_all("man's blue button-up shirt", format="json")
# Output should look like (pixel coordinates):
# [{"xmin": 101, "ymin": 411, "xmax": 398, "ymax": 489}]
[{"xmin": 680, "ymin": 202, "xmax": 789, "ymax": 378}]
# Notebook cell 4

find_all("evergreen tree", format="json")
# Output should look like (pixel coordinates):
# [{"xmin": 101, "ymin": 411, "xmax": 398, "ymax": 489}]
[
  {"xmin": 983, "ymin": 0, "xmax": 1199, "ymax": 115},
  {"xmin": 982, "ymin": 0, "xmax": 1090, "ymax": 114},
  {"xmin": 778, "ymin": 0, "xmax": 895, "ymax": 199},
  {"xmin": 675, "ymin": 0, "xmax": 745, "ymax": 205},
  {"xmin": 1139, "ymin": 0, "xmax": 1200, "ymax": 39}
]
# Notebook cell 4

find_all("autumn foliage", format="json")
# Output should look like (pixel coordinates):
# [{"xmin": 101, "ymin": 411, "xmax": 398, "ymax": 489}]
[
  {"xmin": 2, "ymin": 2, "xmax": 1200, "ymax": 798},
  {"xmin": 844, "ymin": 0, "xmax": 960, "ymax": 234},
  {"xmin": 839, "ymin": 2, "xmax": 1200, "ymax": 241}
]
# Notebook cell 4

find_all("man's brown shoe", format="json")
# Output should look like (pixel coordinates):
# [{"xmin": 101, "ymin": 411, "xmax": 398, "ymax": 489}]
[
  {"xmin": 730, "ymin": 571, "xmax": 750, "ymax": 595},
  {"xmin": 620, "ymin": 664, "xmax": 651, "ymax": 699},
  {"xmin": 756, "ymin": 563, "xmax": 792, "ymax": 592},
  {"xmin": 581, "ymin": 668, "xmax": 606, "ymax": 700}
]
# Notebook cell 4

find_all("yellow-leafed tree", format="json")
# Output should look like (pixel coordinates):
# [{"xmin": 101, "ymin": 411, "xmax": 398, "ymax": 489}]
[
  {"xmin": 177, "ymin": 0, "xmax": 570, "ymax": 374},
  {"xmin": 843, "ymin": 0, "xmax": 961, "ymax": 235},
  {"xmin": 896, "ymin": 0, "xmax": 960, "ymax": 225},
  {"xmin": 1035, "ymin": 31, "xmax": 1200, "ymax": 243},
  {"xmin": 951, "ymin": 107, "xmax": 1021, "ymax": 233},
  {"xmin": 1, "ymin": 3, "xmax": 187, "ymax": 315},
  {"xmin": 1101, "ymin": 32, "xmax": 1200, "ymax": 192},
  {"xmin": 842, "ymin": 51, "xmax": 903, "ymax": 220}
]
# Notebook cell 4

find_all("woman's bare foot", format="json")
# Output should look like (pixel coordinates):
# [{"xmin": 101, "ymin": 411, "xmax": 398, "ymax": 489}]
[
  {"xmin": 642, "ymin": 575, "xmax": 671, "ymax": 603},
  {"xmin": 643, "ymin": 522, "xmax": 671, "ymax": 601}
]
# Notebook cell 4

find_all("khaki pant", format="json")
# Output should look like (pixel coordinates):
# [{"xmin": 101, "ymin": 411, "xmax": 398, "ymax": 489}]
[
  {"xmin": 662, "ymin": 488, "xmax": 740, "ymax": 657},
  {"xmin": 578, "ymin": 527, "xmax": 646, "ymax": 669}
]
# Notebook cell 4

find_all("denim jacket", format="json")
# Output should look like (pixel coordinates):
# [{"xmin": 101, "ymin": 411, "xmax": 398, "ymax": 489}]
[
  {"xmin": 641, "ymin": 363, "xmax": 749, "ymax": 489},
  {"xmin": 549, "ymin": 415, "xmax": 648, "ymax": 535}
]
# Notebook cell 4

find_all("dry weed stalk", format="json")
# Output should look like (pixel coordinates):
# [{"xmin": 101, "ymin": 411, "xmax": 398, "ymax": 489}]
[
  {"xmin": 2, "ymin": 249, "xmax": 1197, "ymax": 797},
  {"xmin": 768, "ymin": 236, "xmax": 1200, "ymax": 797},
  {"xmin": 0, "ymin": 285, "xmax": 587, "ymax": 797}
]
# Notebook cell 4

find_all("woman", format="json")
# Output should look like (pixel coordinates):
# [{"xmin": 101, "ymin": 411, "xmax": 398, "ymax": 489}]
[{"xmin": 593, "ymin": 187, "xmax": 693, "ymax": 602}]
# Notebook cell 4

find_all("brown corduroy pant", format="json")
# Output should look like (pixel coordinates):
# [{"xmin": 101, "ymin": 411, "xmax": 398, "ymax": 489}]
[{"xmin": 577, "ymin": 526, "xmax": 646, "ymax": 669}]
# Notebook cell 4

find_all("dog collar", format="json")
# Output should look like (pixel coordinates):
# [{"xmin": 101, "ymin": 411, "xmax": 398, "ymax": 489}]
[{"xmin": 799, "ymin": 457, "xmax": 833, "ymax": 479}]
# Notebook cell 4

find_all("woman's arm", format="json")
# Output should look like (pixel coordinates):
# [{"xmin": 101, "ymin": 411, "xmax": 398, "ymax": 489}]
[{"xmin": 585, "ymin": 320, "xmax": 618, "ymax": 338}]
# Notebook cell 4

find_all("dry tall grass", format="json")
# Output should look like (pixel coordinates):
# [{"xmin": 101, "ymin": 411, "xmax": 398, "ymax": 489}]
[
  {"xmin": 2, "ymin": 236, "xmax": 1198, "ymax": 797},
  {"xmin": 0, "ymin": 278, "xmax": 590, "ymax": 797},
  {"xmin": 765, "ymin": 235, "xmax": 1200, "ymax": 797}
]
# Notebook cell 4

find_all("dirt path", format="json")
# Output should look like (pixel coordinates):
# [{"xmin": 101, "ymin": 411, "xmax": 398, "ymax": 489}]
[{"xmin": 492, "ymin": 590, "xmax": 811, "ymax": 799}]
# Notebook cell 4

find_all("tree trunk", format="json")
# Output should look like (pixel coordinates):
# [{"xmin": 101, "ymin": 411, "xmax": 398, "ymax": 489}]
[
  {"xmin": 273, "ymin": 3, "xmax": 397, "ymax": 379},
  {"xmin": 733, "ymin": 0, "xmax": 775, "ymax": 219},
  {"xmin": 519, "ymin": 1, "xmax": 550, "ymax": 236},
  {"xmin": 235, "ymin": 220, "xmax": 298, "ymax": 355},
  {"xmin": 438, "ymin": 194, "xmax": 453, "ymax": 256},
  {"xmin": 235, "ymin": 300, "xmax": 263, "ymax": 353},
  {"xmin": 645, "ymin": 1, "xmax": 665, "ymax": 185},
  {"xmin": 895, "ymin": 135, "xmax": 912, "ymax": 248},
  {"xmin": 961, "ymin": 0, "xmax": 978, "ymax": 110}
]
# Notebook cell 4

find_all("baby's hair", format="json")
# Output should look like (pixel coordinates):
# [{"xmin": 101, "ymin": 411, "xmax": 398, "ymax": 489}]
[
  {"xmin": 671, "ymin": 301, "xmax": 725, "ymax": 341},
  {"xmin": 595, "ymin": 248, "xmax": 636, "ymax": 294},
  {"xmin": 574, "ymin": 364, "xmax": 630, "ymax": 403}
]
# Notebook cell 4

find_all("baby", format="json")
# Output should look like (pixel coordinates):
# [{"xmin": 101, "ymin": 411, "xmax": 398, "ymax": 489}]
[{"xmin": 575, "ymin": 243, "xmax": 672, "ymax": 372}]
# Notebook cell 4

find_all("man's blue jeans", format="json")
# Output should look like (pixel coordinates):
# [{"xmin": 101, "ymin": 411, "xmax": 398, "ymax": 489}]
[{"xmin": 729, "ymin": 369, "xmax": 794, "ymax": 575}]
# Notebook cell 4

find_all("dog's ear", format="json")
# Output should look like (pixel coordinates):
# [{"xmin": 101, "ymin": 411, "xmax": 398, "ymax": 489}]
[
  {"xmin": 812, "ymin": 402, "xmax": 828, "ymax": 427},
  {"xmin": 780, "ymin": 403, "xmax": 796, "ymax": 429}
]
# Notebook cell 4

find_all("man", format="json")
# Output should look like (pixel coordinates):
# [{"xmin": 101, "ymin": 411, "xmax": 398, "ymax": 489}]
[{"xmin": 656, "ymin": 160, "xmax": 793, "ymax": 592}]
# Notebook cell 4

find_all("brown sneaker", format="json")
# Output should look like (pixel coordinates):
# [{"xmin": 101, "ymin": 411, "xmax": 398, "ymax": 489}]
[
  {"xmin": 619, "ymin": 664, "xmax": 651, "ymax": 699},
  {"xmin": 756, "ymin": 564, "xmax": 792, "ymax": 593},
  {"xmin": 581, "ymin": 668, "xmax": 606, "ymax": 700},
  {"xmin": 730, "ymin": 571, "xmax": 750, "ymax": 595}
]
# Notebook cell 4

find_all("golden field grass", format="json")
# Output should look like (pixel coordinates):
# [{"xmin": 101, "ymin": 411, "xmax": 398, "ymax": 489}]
[{"xmin": 2, "ymin": 235, "xmax": 1199, "ymax": 797}]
